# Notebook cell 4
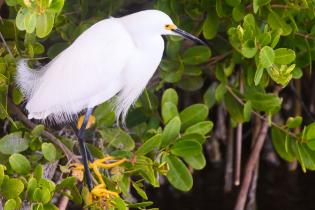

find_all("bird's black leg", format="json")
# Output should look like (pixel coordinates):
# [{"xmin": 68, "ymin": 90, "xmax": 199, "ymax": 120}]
[
  {"xmin": 72, "ymin": 122, "xmax": 94, "ymax": 163},
  {"xmin": 71, "ymin": 107, "xmax": 94, "ymax": 191}
]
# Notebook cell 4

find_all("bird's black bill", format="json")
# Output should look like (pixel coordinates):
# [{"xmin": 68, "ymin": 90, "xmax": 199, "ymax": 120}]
[{"xmin": 172, "ymin": 28, "xmax": 208, "ymax": 46}]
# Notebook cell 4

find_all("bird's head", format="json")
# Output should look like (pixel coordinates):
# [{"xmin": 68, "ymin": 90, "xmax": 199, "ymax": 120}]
[{"xmin": 121, "ymin": 10, "xmax": 207, "ymax": 46}]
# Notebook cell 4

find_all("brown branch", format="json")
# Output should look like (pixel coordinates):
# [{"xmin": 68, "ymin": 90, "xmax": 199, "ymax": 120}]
[
  {"xmin": 234, "ymin": 119, "xmax": 269, "ymax": 210},
  {"xmin": 235, "ymin": 72, "xmax": 244, "ymax": 186},
  {"xmin": 58, "ymin": 193, "xmax": 70, "ymax": 210},
  {"xmin": 205, "ymin": 50, "xmax": 233, "ymax": 66},
  {"xmin": 224, "ymin": 126, "xmax": 234, "ymax": 192},
  {"xmin": 295, "ymin": 32, "xmax": 315, "ymax": 41},
  {"xmin": 8, "ymin": 100, "xmax": 79, "ymax": 163},
  {"xmin": 245, "ymin": 164, "xmax": 259, "ymax": 210},
  {"xmin": 235, "ymin": 123, "xmax": 243, "ymax": 186}
]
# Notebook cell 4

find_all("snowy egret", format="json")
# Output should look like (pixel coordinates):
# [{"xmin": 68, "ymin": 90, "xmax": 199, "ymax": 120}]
[{"xmin": 16, "ymin": 10, "xmax": 207, "ymax": 195}]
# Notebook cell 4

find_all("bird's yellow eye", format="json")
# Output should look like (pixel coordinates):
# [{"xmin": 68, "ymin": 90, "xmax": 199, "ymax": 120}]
[{"xmin": 165, "ymin": 24, "xmax": 177, "ymax": 30}]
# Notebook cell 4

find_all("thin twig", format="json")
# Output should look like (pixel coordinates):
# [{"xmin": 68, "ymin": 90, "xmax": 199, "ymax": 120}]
[
  {"xmin": 225, "ymin": 85, "xmax": 298, "ymax": 139},
  {"xmin": 295, "ymin": 32, "xmax": 315, "ymax": 41},
  {"xmin": 8, "ymin": 100, "xmax": 79, "ymax": 163},
  {"xmin": 234, "ymin": 120, "xmax": 269, "ymax": 210},
  {"xmin": 224, "ymin": 126, "xmax": 234, "ymax": 192},
  {"xmin": 58, "ymin": 193, "xmax": 70, "ymax": 210},
  {"xmin": 235, "ymin": 123, "xmax": 242, "ymax": 186},
  {"xmin": 205, "ymin": 50, "xmax": 233, "ymax": 66},
  {"xmin": 0, "ymin": 31, "xmax": 14, "ymax": 58},
  {"xmin": 235, "ymin": 72, "xmax": 244, "ymax": 186}
]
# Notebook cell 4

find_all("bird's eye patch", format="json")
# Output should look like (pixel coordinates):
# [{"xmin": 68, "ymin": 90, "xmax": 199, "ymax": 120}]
[{"xmin": 165, "ymin": 24, "xmax": 176, "ymax": 30}]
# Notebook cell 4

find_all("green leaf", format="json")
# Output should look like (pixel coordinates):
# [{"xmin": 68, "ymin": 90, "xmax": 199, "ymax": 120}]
[
  {"xmin": 286, "ymin": 116, "xmax": 302, "ymax": 129},
  {"xmin": 134, "ymin": 156, "xmax": 158, "ymax": 187},
  {"xmin": 305, "ymin": 123, "xmax": 315, "ymax": 142},
  {"xmin": 24, "ymin": 11, "xmax": 37, "ymax": 33},
  {"xmin": 43, "ymin": 204, "xmax": 58, "ymax": 210},
  {"xmin": 161, "ymin": 117, "xmax": 181, "ymax": 147},
  {"xmin": 1, "ymin": 178, "xmax": 24, "ymax": 199},
  {"xmin": 244, "ymin": 88, "xmax": 281, "ymax": 114},
  {"xmin": 184, "ymin": 121, "xmax": 213, "ymax": 136},
  {"xmin": 180, "ymin": 133, "xmax": 206, "ymax": 144},
  {"xmin": 94, "ymin": 101, "xmax": 115, "ymax": 127},
  {"xmin": 136, "ymin": 134, "xmax": 161, "ymax": 156},
  {"xmin": 267, "ymin": 11, "xmax": 292, "ymax": 36},
  {"xmin": 292, "ymin": 67, "xmax": 303, "ymax": 79},
  {"xmin": 203, "ymin": 83, "xmax": 217, "ymax": 109},
  {"xmin": 31, "ymin": 203, "xmax": 43, "ymax": 210},
  {"xmin": 5, "ymin": 0, "xmax": 17, "ymax": 6},
  {"xmin": 162, "ymin": 102, "xmax": 179, "ymax": 124},
  {"xmin": 203, "ymin": 11, "xmax": 219, "ymax": 40},
  {"xmin": 99, "ymin": 128, "xmax": 135, "ymax": 151},
  {"xmin": 9, "ymin": 153, "xmax": 31, "ymax": 175},
  {"xmin": 33, "ymin": 187, "xmax": 51, "ymax": 204},
  {"xmin": 0, "ymin": 132, "xmax": 29, "ymax": 155},
  {"xmin": 0, "ymin": 164, "xmax": 5, "ymax": 186},
  {"xmin": 16, "ymin": 8, "xmax": 27, "ymax": 31},
  {"xmin": 215, "ymin": 83, "xmax": 227, "ymax": 102},
  {"xmin": 112, "ymin": 197, "xmax": 127, "ymax": 210},
  {"xmin": 36, "ymin": 11, "xmax": 54, "ymax": 38},
  {"xmin": 271, "ymin": 127, "xmax": 295, "ymax": 162},
  {"xmin": 164, "ymin": 155, "xmax": 193, "ymax": 191},
  {"xmin": 127, "ymin": 201, "xmax": 153, "ymax": 208},
  {"xmin": 183, "ymin": 152, "xmax": 206, "ymax": 170},
  {"xmin": 243, "ymin": 101, "xmax": 252, "ymax": 122},
  {"xmin": 38, "ymin": 178, "xmax": 56, "ymax": 192},
  {"xmin": 47, "ymin": 42, "xmax": 69, "ymax": 59},
  {"xmin": 171, "ymin": 140, "xmax": 202, "ymax": 157},
  {"xmin": 4, "ymin": 199, "xmax": 16, "ymax": 210},
  {"xmin": 31, "ymin": 125, "xmax": 45, "ymax": 137},
  {"xmin": 258, "ymin": 32, "xmax": 271, "ymax": 47},
  {"xmin": 274, "ymin": 48, "xmax": 296, "ymax": 65},
  {"xmin": 232, "ymin": 4, "xmax": 245, "ymax": 22},
  {"xmin": 259, "ymin": 46, "xmax": 275, "ymax": 68},
  {"xmin": 132, "ymin": 183, "xmax": 148, "ymax": 200},
  {"xmin": 179, "ymin": 104, "xmax": 208, "ymax": 130},
  {"xmin": 225, "ymin": 0, "xmax": 240, "ymax": 7},
  {"xmin": 182, "ymin": 46, "xmax": 211, "ymax": 65},
  {"xmin": 177, "ymin": 76, "xmax": 204, "ymax": 91},
  {"xmin": 253, "ymin": 0, "xmax": 271, "ymax": 13},
  {"xmin": 184, "ymin": 66, "xmax": 202, "ymax": 76},
  {"xmin": 42, "ymin": 143, "xmax": 56, "ymax": 162},
  {"xmin": 86, "ymin": 143, "xmax": 104, "ymax": 159},
  {"xmin": 241, "ymin": 40, "xmax": 257, "ymax": 58},
  {"xmin": 243, "ymin": 14, "xmax": 256, "ymax": 32},
  {"xmin": 254, "ymin": 66, "xmax": 264, "ymax": 86},
  {"xmin": 49, "ymin": 0, "xmax": 64, "ymax": 13},
  {"xmin": 162, "ymin": 88, "xmax": 178, "ymax": 106},
  {"xmin": 224, "ymin": 92, "xmax": 244, "ymax": 123},
  {"xmin": 12, "ymin": 87, "xmax": 23, "ymax": 105},
  {"xmin": 296, "ymin": 142, "xmax": 315, "ymax": 172},
  {"xmin": 27, "ymin": 177, "xmax": 37, "ymax": 200},
  {"xmin": 56, "ymin": 176, "xmax": 76, "ymax": 189}
]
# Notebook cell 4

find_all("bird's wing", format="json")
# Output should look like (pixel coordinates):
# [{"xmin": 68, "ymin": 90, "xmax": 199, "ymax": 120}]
[{"xmin": 26, "ymin": 18, "xmax": 135, "ymax": 121}]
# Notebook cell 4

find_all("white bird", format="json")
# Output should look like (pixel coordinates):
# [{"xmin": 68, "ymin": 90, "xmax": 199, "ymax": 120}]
[{"xmin": 16, "ymin": 9, "xmax": 206, "ymax": 193}]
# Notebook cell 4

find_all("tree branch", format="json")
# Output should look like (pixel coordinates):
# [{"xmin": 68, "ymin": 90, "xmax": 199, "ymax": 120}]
[
  {"xmin": 234, "ymin": 120, "xmax": 269, "ymax": 210},
  {"xmin": 8, "ymin": 100, "xmax": 79, "ymax": 163}
]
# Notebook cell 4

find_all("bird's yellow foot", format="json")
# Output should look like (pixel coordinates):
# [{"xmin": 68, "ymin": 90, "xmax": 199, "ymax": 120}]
[
  {"xmin": 70, "ymin": 156, "xmax": 127, "ymax": 199},
  {"xmin": 91, "ymin": 183, "xmax": 118, "ymax": 198},
  {"xmin": 77, "ymin": 114, "xmax": 96, "ymax": 129}
]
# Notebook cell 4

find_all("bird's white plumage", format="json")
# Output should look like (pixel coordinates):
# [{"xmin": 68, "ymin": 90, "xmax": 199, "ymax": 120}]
[{"xmin": 16, "ymin": 10, "xmax": 175, "ymax": 124}]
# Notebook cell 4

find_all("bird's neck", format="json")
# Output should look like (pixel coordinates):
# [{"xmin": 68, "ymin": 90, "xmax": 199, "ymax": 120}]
[{"xmin": 117, "ymin": 18, "xmax": 161, "ymax": 48}]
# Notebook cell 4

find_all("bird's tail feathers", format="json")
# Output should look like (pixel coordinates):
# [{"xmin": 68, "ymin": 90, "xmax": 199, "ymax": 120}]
[{"xmin": 16, "ymin": 59, "xmax": 43, "ymax": 99}]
